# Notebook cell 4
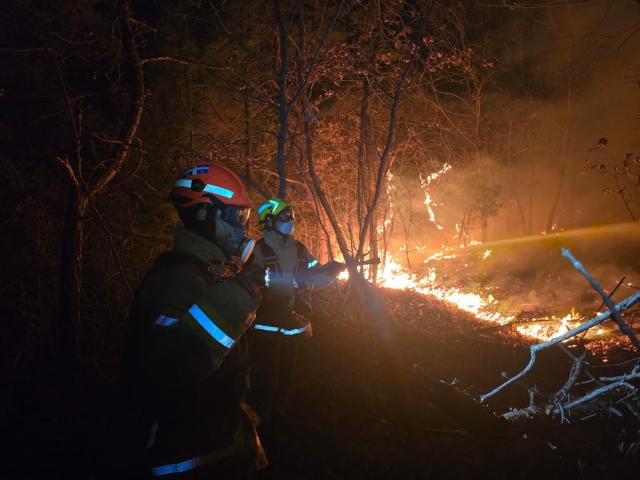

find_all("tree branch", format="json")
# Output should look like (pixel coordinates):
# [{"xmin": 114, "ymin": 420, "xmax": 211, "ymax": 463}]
[
  {"xmin": 355, "ymin": 48, "xmax": 417, "ymax": 261},
  {"xmin": 93, "ymin": 0, "xmax": 145, "ymax": 195},
  {"xmin": 480, "ymin": 290, "xmax": 640, "ymax": 402},
  {"xmin": 287, "ymin": 0, "xmax": 345, "ymax": 111},
  {"xmin": 562, "ymin": 248, "xmax": 640, "ymax": 350},
  {"xmin": 141, "ymin": 55, "xmax": 231, "ymax": 72}
]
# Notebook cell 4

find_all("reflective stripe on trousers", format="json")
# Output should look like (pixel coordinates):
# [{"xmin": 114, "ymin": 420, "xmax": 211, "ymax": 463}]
[
  {"xmin": 253, "ymin": 323, "xmax": 309, "ymax": 336},
  {"xmin": 151, "ymin": 443, "xmax": 237, "ymax": 476}
]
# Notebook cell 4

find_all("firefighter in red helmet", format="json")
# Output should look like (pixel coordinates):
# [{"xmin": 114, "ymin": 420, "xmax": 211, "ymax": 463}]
[{"xmin": 122, "ymin": 162, "xmax": 267, "ymax": 478}]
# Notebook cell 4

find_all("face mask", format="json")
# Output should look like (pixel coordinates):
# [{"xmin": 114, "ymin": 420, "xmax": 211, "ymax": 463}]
[
  {"xmin": 276, "ymin": 220, "xmax": 294, "ymax": 235},
  {"xmin": 215, "ymin": 213, "xmax": 255, "ymax": 263}
]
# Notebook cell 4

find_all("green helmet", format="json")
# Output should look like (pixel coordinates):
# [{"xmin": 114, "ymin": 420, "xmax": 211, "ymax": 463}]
[{"xmin": 257, "ymin": 197, "xmax": 291, "ymax": 229}]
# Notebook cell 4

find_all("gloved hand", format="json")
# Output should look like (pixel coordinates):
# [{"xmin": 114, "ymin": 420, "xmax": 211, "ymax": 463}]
[
  {"xmin": 235, "ymin": 264, "xmax": 268, "ymax": 300},
  {"xmin": 241, "ymin": 264, "xmax": 269, "ymax": 287},
  {"xmin": 324, "ymin": 260, "xmax": 346, "ymax": 277}
]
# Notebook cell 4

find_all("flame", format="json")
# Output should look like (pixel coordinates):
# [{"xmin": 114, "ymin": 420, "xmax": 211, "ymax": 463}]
[
  {"xmin": 376, "ymin": 254, "xmax": 515, "ymax": 325},
  {"xmin": 425, "ymin": 251, "xmax": 457, "ymax": 263},
  {"xmin": 482, "ymin": 249, "xmax": 492, "ymax": 260},
  {"xmin": 424, "ymin": 192, "xmax": 444, "ymax": 229},
  {"xmin": 420, "ymin": 163, "xmax": 452, "ymax": 230},
  {"xmin": 340, "ymin": 251, "xmax": 586, "ymax": 343},
  {"xmin": 515, "ymin": 311, "xmax": 581, "ymax": 340}
]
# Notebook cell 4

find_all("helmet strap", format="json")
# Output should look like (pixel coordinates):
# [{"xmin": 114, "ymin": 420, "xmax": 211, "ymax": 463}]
[
  {"xmin": 265, "ymin": 216, "xmax": 275, "ymax": 231},
  {"xmin": 175, "ymin": 203, "xmax": 218, "ymax": 244}
]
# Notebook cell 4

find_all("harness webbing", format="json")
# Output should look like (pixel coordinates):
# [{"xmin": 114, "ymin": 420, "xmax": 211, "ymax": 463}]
[{"xmin": 256, "ymin": 239, "xmax": 307, "ymax": 274}]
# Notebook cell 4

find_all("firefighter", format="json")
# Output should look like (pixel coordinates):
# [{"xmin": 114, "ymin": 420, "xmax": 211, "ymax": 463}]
[
  {"xmin": 122, "ymin": 162, "xmax": 268, "ymax": 478},
  {"xmin": 245, "ymin": 197, "xmax": 344, "ymax": 452}
]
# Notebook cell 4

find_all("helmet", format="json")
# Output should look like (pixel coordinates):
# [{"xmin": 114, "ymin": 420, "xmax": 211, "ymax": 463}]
[
  {"xmin": 169, "ymin": 162, "xmax": 255, "ymax": 261},
  {"xmin": 169, "ymin": 162, "xmax": 251, "ymax": 208},
  {"xmin": 257, "ymin": 197, "xmax": 291, "ymax": 228}
]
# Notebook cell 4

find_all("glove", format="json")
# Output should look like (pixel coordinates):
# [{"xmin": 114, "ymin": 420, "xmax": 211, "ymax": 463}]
[
  {"xmin": 241, "ymin": 264, "xmax": 269, "ymax": 287},
  {"xmin": 325, "ymin": 260, "xmax": 346, "ymax": 277},
  {"xmin": 235, "ymin": 264, "xmax": 267, "ymax": 300}
]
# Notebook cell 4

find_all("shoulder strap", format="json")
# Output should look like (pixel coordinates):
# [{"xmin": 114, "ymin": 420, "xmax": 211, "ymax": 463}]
[
  {"xmin": 258, "ymin": 240, "xmax": 280, "ymax": 273},
  {"xmin": 154, "ymin": 250, "xmax": 224, "ymax": 285},
  {"xmin": 295, "ymin": 242, "xmax": 308, "ymax": 273}
]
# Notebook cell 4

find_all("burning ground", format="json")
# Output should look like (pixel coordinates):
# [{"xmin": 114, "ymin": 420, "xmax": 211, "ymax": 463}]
[{"xmin": 377, "ymin": 221, "xmax": 640, "ymax": 348}]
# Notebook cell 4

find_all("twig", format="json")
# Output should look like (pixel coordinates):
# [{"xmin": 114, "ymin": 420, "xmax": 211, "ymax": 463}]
[
  {"xmin": 140, "ymin": 56, "xmax": 231, "ymax": 72},
  {"xmin": 56, "ymin": 156, "xmax": 81, "ymax": 187},
  {"xmin": 93, "ymin": 0, "xmax": 145, "ymax": 195},
  {"xmin": 562, "ymin": 249, "xmax": 640, "ymax": 351},
  {"xmin": 239, "ymin": 173, "xmax": 269, "ymax": 200},
  {"xmin": 595, "ymin": 276, "xmax": 626, "ymax": 313},
  {"xmin": 553, "ymin": 353, "xmax": 585, "ymax": 404},
  {"xmin": 287, "ymin": 0, "xmax": 346, "ymax": 111},
  {"xmin": 502, "ymin": 387, "xmax": 538, "ymax": 420},
  {"xmin": 559, "ymin": 377, "xmax": 638, "ymax": 413}
]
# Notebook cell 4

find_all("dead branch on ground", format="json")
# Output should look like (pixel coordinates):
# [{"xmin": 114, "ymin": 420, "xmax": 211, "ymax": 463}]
[{"xmin": 481, "ymin": 249, "xmax": 640, "ymax": 425}]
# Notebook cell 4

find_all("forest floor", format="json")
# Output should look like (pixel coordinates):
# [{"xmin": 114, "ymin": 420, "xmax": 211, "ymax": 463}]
[
  {"xmin": 273, "ymin": 286, "xmax": 640, "ymax": 479},
  {"xmin": 3, "ymin": 285, "xmax": 639, "ymax": 479}
]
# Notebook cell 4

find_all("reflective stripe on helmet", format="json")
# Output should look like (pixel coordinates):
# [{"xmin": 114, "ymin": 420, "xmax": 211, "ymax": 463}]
[
  {"xmin": 188, "ymin": 304, "xmax": 235, "ymax": 348},
  {"xmin": 174, "ymin": 179, "xmax": 235, "ymax": 199},
  {"xmin": 258, "ymin": 198, "xmax": 280, "ymax": 215},
  {"xmin": 181, "ymin": 164, "xmax": 209, "ymax": 177},
  {"xmin": 307, "ymin": 259, "xmax": 318, "ymax": 269}
]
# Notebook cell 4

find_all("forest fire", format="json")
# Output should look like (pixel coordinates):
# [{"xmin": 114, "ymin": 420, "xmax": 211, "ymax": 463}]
[
  {"xmin": 5, "ymin": 0, "xmax": 640, "ymax": 477},
  {"xmin": 376, "ymin": 254, "xmax": 515, "ymax": 325},
  {"xmin": 342, "ymin": 250, "xmax": 616, "ymax": 343}
]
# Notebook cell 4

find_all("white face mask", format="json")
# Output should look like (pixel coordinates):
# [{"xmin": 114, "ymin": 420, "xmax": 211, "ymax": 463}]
[{"xmin": 277, "ymin": 220, "xmax": 294, "ymax": 235}]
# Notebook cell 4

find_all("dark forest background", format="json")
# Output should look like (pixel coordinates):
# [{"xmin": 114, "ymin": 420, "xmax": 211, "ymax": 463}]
[{"xmin": 1, "ymin": 0, "xmax": 640, "ymax": 458}]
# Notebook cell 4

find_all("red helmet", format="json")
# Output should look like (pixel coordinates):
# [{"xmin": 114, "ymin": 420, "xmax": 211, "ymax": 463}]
[{"xmin": 169, "ymin": 162, "xmax": 251, "ymax": 208}]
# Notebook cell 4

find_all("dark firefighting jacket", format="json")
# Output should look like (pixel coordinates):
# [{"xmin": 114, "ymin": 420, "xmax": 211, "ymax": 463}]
[
  {"xmin": 123, "ymin": 226, "xmax": 263, "ymax": 476},
  {"xmin": 245, "ymin": 230, "xmax": 335, "ymax": 335}
]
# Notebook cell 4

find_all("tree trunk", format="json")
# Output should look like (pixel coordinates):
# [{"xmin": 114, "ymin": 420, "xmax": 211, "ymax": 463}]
[
  {"xmin": 56, "ymin": 185, "xmax": 87, "ymax": 364},
  {"xmin": 481, "ymin": 214, "xmax": 488, "ymax": 243},
  {"xmin": 545, "ymin": 8, "xmax": 574, "ymax": 233},
  {"xmin": 275, "ymin": 0, "xmax": 288, "ymax": 199},
  {"xmin": 357, "ymin": 80, "xmax": 370, "ymax": 232}
]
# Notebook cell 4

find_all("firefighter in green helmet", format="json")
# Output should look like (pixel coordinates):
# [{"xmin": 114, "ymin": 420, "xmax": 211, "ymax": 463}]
[
  {"xmin": 245, "ymin": 197, "xmax": 344, "ymax": 457},
  {"xmin": 122, "ymin": 162, "xmax": 268, "ymax": 478}
]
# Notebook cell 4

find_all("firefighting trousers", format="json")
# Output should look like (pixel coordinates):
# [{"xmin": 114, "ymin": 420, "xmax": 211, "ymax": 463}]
[{"xmin": 248, "ymin": 332, "xmax": 299, "ymax": 437}]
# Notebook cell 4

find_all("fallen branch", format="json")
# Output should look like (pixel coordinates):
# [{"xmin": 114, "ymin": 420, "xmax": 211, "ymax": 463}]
[
  {"xmin": 558, "ymin": 370, "xmax": 638, "ymax": 413},
  {"xmin": 562, "ymin": 249, "xmax": 640, "ymax": 350},
  {"xmin": 480, "ymin": 291, "xmax": 640, "ymax": 402},
  {"xmin": 503, "ymin": 388, "xmax": 538, "ymax": 421},
  {"xmin": 553, "ymin": 353, "xmax": 585, "ymax": 404}
]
